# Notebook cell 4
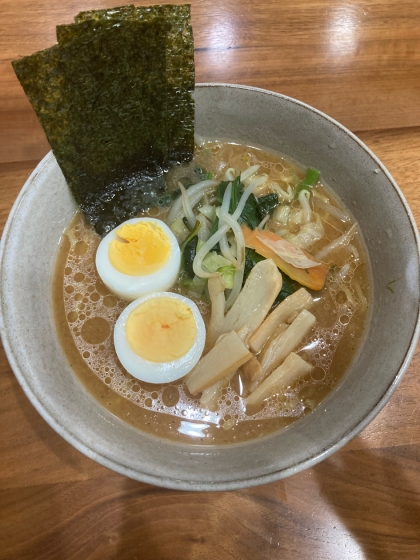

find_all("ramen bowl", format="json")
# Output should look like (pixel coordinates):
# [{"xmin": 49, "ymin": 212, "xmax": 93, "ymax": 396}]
[{"xmin": 1, "ymin": 84, "xmax": 419, "ymax": 490}]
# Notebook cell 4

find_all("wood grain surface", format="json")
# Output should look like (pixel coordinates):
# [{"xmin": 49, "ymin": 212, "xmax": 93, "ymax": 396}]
[{"xmin": 1, "ymin": 0, "xmax": 420, "ymax": 558}]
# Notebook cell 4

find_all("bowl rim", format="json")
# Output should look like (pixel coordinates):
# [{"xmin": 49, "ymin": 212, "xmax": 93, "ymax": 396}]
[{"xmin": 1, "ymin": 83, "xmax": 420, "ymax": 491}]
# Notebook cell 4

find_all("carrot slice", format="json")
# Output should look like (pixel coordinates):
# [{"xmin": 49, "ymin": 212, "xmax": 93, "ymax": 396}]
[{"xmin": 242, "ymin": 225, "xmax": 328, "ymax": 290}]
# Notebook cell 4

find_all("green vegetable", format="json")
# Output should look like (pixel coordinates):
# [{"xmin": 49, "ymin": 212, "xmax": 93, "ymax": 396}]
[
  {"xmin": 256, "ymin": 193, "xmax": 279, "ymax": 218},
  {"xmin": 294, "ymin": 168, "xmax": 321, "ymax": 200},
  {"xmin": 215, "ymin": 174, "xmax": 279, "ymax": 232},
  {"xmin": 239, "ymin": 195, "xmax": 260, "ymax": 230},
  {"xmin": 180, "ymin": 220, "xmax": 201, "ymax": 252},
  {"xmin": 198, "ymin": 205, "xmax": 216, "ymax": 221},
  {"xmin": 183, "ymin": 237, "xmax": 198, "ymax": 279},
  {"xmin": 216, "ymin": 181, "xmax": 230, "ymax": 205},
  {"xmin": 218, "ymin": 266, "xmax": 236, "ymax": 289},
  {"xmin": 202, "ymin": 253, "xmax": 236, "ymax": 289},
  {"xmin": 229, "ymin": 176, "xmax": 241, "ymax": 214},
  {"xmin": 182, "ymin": 217, "xmax": 192, "ymax": 231},
  {"xmin": 208, "ymin": 216, "xmax": 220, "ymax": 252},
  {"xmin": 12, "ymin": 5, "xmax": 195, "ymax": 235},
  {"xmin": 170, "ymin": 216, "xmax": 188, "ymax": 237},
  {"xmin": 202, "ymin": 252, "xmax": 233, "ymax": 273},
  {"xmin": 180, "ymin": 220, "xmax": 201, "ymax": 278}
]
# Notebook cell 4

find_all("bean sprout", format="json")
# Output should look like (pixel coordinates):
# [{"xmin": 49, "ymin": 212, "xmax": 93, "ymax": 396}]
[
  {"xmin": 193, "ymin": 224, "xmax": 232, "ymax": 278},
  {"xmin": 271, "ymin": 182, "xmax": 294, "ymax": 201},
  {"xmin": 225, "ymin": 266, "xmax": 245, "ymax": 311},
  {"xmin": 196, "ymin": 214, "xmax": 212, "ymax": 242},
  {"xmin": 224, "ymin": 213, "xmax": 245, "ymax": 265},
  {"xmin": 315, "ymin": 223, "xmax": 358, "ymax": 261},
  {"xmin": 240, "ymin": 164, "xmax": 260, "ymax": 182},
  {"xmin": 346, "ymin": 244, "xmax": 360, "ymax": 261},
  {"xmin": 219, "ymin": 184, "xmax": 239, "ymax": 267},
  {"xmin": 223, "ymin": 211, "xmax": 247, "ymax": 310},
  {"xmin": 336, "ymin": 263, "xmax": 350, "ymax": 282},
  {"xmin": 298, "ymin": 190, "xmax": 312, "ymax": 223},
  {"xmin": 342, "ymin": 286, "xmax": 356, "ymax": 306},
  {"xmin": 314, "ymin": 198, "xmax": 350, "ymax": 223},
  {"xmin": 179, "ymin": 182, "xmax": 196, "ymax": 229},
  {"xmin": 193, "ymin": 176, "xmax": 264, "ymax": 278},
  {"xmin": 312, "ymin": 190, "xmax": 330, "ymax": 203},
  {"xmin": 257, "ymin": 214, "xmax": 270, "ymax": 230},
  {"xmin": 224, "ymin": 168, "xmax": 236, "ymax": 181},
  {"xmin": 272, "ymin": 205, "xmax": 290, "ymax": 224},
  {"xmin": 167, "ymin": 179, "xmax": 219, "ymax": 224},
  {"xmin": 353, "ymin": 280, "xmax": 368, "ymax": 311}
]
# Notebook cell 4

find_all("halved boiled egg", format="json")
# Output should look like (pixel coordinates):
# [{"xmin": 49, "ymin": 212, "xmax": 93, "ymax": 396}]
[
  {"xmin": 114, "ymin": 292, "xmax": 206, "ymax": 383},
  {"xmin": 96, "ymin": 217, "xmax": 180, "ymax": 301}
]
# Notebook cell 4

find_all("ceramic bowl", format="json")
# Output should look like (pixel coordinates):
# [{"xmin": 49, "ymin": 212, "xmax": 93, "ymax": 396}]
[{"xmin": 1, "ymin": 84, "xmax": 419, "ymax": 490}]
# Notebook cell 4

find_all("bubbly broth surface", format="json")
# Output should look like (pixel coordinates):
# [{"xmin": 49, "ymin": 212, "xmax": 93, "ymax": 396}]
[{"xmin": 53, "ymin": 142, "xmax": 371, "ymax": 444}]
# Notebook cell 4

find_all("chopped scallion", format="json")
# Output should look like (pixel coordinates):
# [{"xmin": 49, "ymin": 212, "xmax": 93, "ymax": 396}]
[{"xmin": 294, "ymin": 168, "xmax": 321, "ymax": 199}]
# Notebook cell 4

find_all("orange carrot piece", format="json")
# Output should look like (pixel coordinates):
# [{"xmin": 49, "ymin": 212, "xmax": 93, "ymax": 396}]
[{"xmin": 242, "ymin": 225, "xmax": 328, "ymax": 290}]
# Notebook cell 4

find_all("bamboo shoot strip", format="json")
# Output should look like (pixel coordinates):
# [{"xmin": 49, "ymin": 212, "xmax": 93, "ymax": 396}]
[
  {"xmin": 200, "ymin": 380, "xmax": 223, "ymax": 411},
  {"xmin": 241, "ymin": 356, "xmax": 263, "ymax": 381},
  {"xmin": 221, "ymin": 259, "xmax": 282, "ymax": 338},
  {"xmin": 200, "ymin": 329, "xmax": 244, "ymax": 410},
  {"xmin": 248, "ymin": 327, "xmax": 288, "ymax": 393},
  {"xmin": 200, "ymin": 366, "xmax": 238, "ymax": 411},
  {"xmin": 187, "ymin": 331, "xmax": 252, "ymax": 395},
  {"xmin": 246, "ymin": 353, "xmax": 313, "ymax": 406},
  {"xmin": 257, "ymin": 308, "xmax": 316, "ymax": 383},
  {"xmin": 206, "ymin": 275, "xmax": 226, "ymax": 347},
  {"xmin": 249, "ymin": 288, "xmax": 314, "ymax": 353}
]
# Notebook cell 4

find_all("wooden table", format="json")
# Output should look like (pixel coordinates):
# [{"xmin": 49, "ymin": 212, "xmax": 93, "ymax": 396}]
[{"xmin": 1, "ymin": 1, "xmax": 420, "ymax": 558}]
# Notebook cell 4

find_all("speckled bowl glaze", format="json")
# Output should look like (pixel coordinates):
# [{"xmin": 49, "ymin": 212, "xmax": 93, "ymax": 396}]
[{"xmin": 1, "ymin": 84, "xmax": 419, "ymax": 491}]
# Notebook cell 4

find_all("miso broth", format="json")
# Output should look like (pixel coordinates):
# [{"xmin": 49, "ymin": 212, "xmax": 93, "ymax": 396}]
[{"xmin": 53, "ymin": 141, "xmax": 371, "ymax": 445}]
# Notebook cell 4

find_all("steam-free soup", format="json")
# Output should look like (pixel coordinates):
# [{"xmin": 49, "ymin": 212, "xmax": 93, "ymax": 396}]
[{"xmin": 53, "ymin": 141, "xmax": 371, "ymax": 445}]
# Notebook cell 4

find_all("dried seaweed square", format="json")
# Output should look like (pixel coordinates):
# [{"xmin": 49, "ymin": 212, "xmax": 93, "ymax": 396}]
[{"xmin": 12, "ymin": 4, "xmax": 195, "ymax": 235}]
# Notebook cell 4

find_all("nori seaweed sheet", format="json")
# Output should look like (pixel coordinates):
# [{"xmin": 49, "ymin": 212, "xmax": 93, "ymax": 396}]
[
  {"xmin": 58, "ymin": 4, "xmax": 195, "ymax": 165},
  {"xmin": 12, "ymin": 5, "xmax": 195, "ymax": 235}
]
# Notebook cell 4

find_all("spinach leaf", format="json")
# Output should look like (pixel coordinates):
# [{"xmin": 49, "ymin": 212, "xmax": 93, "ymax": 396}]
[
  {"xmin": 229, "ymin": 175, "xmax": 242, "ymax": 214},
  {"xmin": 256, "ymin": 193, "xmax": 279, "ymax": 218},
  {"xmin": 206, "ymin": 215, "xmax": 221, "ymax": 253},
  {"xmin": 238, "ymin": 195, "xmax": 260, "ymax": 230},
  {"xmin": 183, "ymin": 237, "xmax": 198, "ymax": 278},
  {"xmin": 180, "ymin": 220, "xmax": 201, "ymax": 278},
  {"xmin": 216, "ymin": 181, "xmax": 230, "ymax": 205}
]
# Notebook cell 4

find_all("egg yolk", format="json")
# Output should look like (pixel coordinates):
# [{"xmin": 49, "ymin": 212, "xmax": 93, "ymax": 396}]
[
  {"xmin": 108, "ymin": 221, "xmax": 171, "ymax": 276},
  {"xmin": 126, "ymin": 297, "xmax": 197, "ymax": 363}
]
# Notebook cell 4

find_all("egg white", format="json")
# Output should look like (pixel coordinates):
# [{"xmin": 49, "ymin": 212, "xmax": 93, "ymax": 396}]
[
  {"xmin": 96, "ymin": 217, "xmax": 181, "ymax": 301},
  {"xmin": 114, "ymin": 292, "xmax": 206, "ymax": 383}
]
